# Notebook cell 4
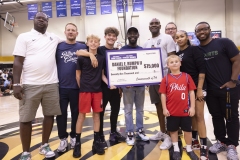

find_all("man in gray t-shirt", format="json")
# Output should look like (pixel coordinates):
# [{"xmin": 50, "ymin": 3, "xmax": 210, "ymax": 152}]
[{"xmin": 143, "ymin": 18, "xmax": 176, "ymax": 150}]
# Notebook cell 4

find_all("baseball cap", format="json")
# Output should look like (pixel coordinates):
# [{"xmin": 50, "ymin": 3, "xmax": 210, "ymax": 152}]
[{"xmin": 127, "ymin": 26, "xmax": 138, "ymax": 33}]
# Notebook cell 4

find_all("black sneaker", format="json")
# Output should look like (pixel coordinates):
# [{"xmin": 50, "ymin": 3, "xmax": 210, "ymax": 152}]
[
  {"xmin": 92, "ymin": 140, "xmax": 105, "ymax": 155},
  {"xmin": 200, "ymin": 145, "xmax": 209, "ymax": 160},
  {"xmin": 100, "ymin": 135, "xmax": 108, "ymax": 149},
  {"xmin": 172, "ymin": 151, "xmax": 181, "ymax": 160},
  {"xmin": 73, "ymin": 142, "xmax": 81, "ymax": 158},
  {"xmin": 186, "ymin": 151, "xmax": 198, "ymax": 160},
  {"xmin": 109, "ymin": 131, "xmax": 126, "ymax": 142}
]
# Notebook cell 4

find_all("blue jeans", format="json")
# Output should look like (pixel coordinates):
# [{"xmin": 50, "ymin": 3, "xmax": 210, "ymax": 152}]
[{"xmin": 122, "ymin": 86, "xmax": 145, "ymax": 132}]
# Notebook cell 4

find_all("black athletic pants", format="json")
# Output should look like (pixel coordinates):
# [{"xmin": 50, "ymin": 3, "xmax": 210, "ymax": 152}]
[
  {"xmin": 56, "ymin": 88, "xmax": 79, "ymax": 139},
  {"xmin": 206, "ymin": 87, "xmax": 239, "ymax": 146},
  {"xmin": 99, "ymin": 86, "xmax": 121, "ymax": 135}
]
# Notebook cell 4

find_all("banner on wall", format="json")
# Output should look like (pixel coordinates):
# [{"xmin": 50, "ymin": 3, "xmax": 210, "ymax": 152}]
[
  {"xmin": 56, "ymin": 0, "xmax": 67, "ymax": 17},
  {"xmin": 116, "ymin": 0, "xmax": 128, "ymax": 13},
  {"xmin": 211, "ymin": 30, "xmax": 222, "ymax": 38},
  {"xmin": 187, "ymin": 30, "xmax": 222, "ymax": 46},
  {"xmin": 133, "ymin": 0, "xmax": 144, "ymax": 12},
  {"xmin": 100, "ymin": 0, "xmax": 112, "ymax": 15},
  {"xmin": 70, "ymin": 0, "xmax": 81, "ymax": 16},
  {"xmin": 27, "ymin": 4, "xmax": 38, "ymax": 20},
  {"xmin": 86, "ymin": 0, "xmax": 96, "ymax": 15},
  {"xmin": 42, "ymin": 2, "xmax": 52, "ymax": 18}
]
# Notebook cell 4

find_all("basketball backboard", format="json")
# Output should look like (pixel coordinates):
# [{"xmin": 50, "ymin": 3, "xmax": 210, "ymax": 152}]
[{"xmin": 3, "ymin": 12, "xmax": 15, "ymax": 32}]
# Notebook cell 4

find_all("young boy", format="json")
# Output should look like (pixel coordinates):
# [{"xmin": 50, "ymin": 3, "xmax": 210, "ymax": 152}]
[
  {"xmin": 159, "ymin": 55, "xmax": 198, "ymax": 160},
  {"xmin": 73, "ymin": 35, "xmax": 107, "ymax": 158}
]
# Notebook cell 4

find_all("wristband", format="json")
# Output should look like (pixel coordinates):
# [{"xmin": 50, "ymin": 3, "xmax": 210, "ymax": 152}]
[{"xmin": 13, "ymin": 83, "xmax": 21, "ymax": 86}]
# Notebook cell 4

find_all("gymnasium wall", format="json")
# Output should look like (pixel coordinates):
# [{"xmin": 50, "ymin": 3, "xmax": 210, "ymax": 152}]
[{"xmin": 0, "ymin": 0, "xmax": 239, "ymax": 59}]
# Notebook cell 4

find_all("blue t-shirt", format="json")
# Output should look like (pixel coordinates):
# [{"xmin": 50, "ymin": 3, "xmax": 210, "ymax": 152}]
[{"xmin": 56, "ymin": 42, "xmax": 87, "ymax": 89}]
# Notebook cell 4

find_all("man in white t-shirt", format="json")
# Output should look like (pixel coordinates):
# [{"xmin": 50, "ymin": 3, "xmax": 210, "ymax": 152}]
[
  {"xmin": 143, "ymin": 18, "xmax": 176, "ymax": 150},
  {"xmin": 165, "ymin": 22, "xmax": 179, "ymax": 52},
  {"xmin": 12, "ymin": 12, "xmax": 62, "ymax": 160}
]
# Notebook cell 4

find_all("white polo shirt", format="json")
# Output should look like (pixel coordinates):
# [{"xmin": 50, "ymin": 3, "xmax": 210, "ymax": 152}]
[
  {"xmin": 143, "ymin": 33, "xmax": 176, "ymax": 76},
  {"xmin": 13, "ymin": 29, "xmax": 62, "ymax": 84}
]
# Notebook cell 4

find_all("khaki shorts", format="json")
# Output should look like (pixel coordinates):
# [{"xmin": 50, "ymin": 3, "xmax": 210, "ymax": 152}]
[
  {"xmin": 149, "ymin": 85, "xmax": 161, "ymax": 104},
  {"xmin": 19, "ymin": 83, "xmax": 61, "ymax": 122}
]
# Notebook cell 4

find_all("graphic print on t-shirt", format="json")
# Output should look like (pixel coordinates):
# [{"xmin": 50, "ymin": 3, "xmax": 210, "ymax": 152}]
[
  {"xmin": 159, "ymin": 72, "xmax": 196, "ymax": 116},
  {"xmin": 61, "ymin": 51, "xmax": 78, "ymax": 63}
]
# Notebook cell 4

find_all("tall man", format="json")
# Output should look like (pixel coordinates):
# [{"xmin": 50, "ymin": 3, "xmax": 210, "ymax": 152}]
[
  {"xmin": 12, "ymin": 12, "xmax": 62, "ymax": 160},
  {"xmin": 196, "ymin": 22, "xmax": 240, "ymax": 160},
  {"xmin": 56, "ymin": 23, "xmax": 86, "ymax": 152},
  {"xmin": 143, "ymin": 18, "xmax": 176, "ymax": 150}
]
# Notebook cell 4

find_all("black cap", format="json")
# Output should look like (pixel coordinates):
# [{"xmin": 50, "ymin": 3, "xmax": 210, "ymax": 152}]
[{"xmin": 127, "ymin": 26, "xmax": 138, "ymax": 33}]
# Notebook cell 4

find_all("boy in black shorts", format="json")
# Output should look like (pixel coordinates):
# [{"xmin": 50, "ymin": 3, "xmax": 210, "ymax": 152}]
[{"xmin": 159, "ymin": 55, "xmax": 198, "ymax": 160}]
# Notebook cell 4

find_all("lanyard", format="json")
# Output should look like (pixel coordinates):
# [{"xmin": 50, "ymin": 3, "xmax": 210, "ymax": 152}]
[{"xmin": 226, "ymin": 88, "xmax": 231, "ymax": 122}]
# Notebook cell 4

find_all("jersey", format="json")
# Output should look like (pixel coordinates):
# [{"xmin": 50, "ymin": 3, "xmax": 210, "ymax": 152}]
[{"xmin": 159, "ymin": 72, "xmax": 196, "ymax": 116}]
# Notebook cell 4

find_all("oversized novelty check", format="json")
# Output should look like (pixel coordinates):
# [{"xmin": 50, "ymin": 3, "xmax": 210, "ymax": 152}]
[{"xmin": 106, "ymin": 48, "xmax": 164, "ymax": 87}]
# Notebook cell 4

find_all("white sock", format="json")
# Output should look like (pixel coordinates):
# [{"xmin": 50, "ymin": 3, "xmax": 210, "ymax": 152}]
[
  {"xmin": 186, "ymin": 145, "xmax": 192, "ymax": 152},
  {"xmin": 173, "ymin": 142, "xmax": 180, "ymax": 152}
]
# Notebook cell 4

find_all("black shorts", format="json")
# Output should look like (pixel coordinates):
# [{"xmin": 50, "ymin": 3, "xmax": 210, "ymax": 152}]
[{"xmin": 167, "ymin": 116, "xmax": 192, "ymax": 132}]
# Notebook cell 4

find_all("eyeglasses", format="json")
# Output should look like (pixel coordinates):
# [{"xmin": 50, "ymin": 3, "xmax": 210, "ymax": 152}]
[
  {"xmin": 195, "ymin": 27, "xmax": 209, "ymax": 33},
  {"xmin": 165, "ymin": 28, "xmax": 176, "ymax": 31}
]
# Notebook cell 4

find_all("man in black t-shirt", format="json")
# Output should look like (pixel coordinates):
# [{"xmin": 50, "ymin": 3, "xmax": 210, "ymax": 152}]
[{"xmin": 195, "ymin": 21, "xmax": 240, "ymax": 160}]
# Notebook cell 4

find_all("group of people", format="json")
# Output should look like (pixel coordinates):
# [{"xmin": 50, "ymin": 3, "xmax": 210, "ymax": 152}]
[
  {"xmin": 0, "ymin": 69, "xmax": 13, "ymax": 96},
  {"xmin": 11, "ymin": 11, "xmax": 239, "ymax": 160}
]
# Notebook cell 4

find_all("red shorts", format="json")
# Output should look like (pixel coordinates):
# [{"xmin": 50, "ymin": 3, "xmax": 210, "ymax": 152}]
[{"xmin": 79, "ymin": 92, "xmax": 103, "ymax": 113}]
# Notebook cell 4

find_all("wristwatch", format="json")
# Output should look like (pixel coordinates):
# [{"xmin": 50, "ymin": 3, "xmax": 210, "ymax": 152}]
[{"xmin": 230, "ymin": 79, "xmax": 239, "ymax": 85}]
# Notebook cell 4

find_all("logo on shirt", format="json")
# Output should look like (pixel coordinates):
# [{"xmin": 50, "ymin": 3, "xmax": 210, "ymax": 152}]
[
  {"xmin": 169, "ymin": 83, "xmax": 186, "ymax": 92},
  {"xmin": 204, "ymin": 50, "xmax": 218, "ymax": 60},
  {"xmin": 61, "ymin": 51, "xmax": 78, "ymax": 63},
  {"xmin": 178, "ymin": 53, "xmax": 184, "ymax": 61}
]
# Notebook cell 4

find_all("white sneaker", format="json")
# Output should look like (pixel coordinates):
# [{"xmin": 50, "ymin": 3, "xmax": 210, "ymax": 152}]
[
  {"xmin": 57, "ymin": 138, "xmax": 68, "ymax": 152},
  {"xmin": 159, "ymin": 134, "xmax": 172, "ymax": 150},
  {"xmin": 149, "ymin": 131, "xmax": 164, "ymax": 140},
  {"xmin": 70, "ymin": 137, "xmax": 76, "ymax": 149},
  {"xmin": 20, "ymin": 152, "xmax": 31, "ymax": 160},
  {"xmin": 126, "ymin": 132, "xmax": 135, "ymax": 146},
  {"xmin": 136, "ymin": 129, "xmax": 149, "ymax": 141},
  {"xmin": 39, "ymin": 143, "xmax": 55, "ymax": 158}
]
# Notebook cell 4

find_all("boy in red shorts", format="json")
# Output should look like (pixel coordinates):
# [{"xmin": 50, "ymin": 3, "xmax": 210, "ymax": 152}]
[
  {"xmin": 159, "ymin": 55, "xmax": 198, "ymax": 160},
  {"xmin": 73, "ymin": 35, "xmax": 108, "ymax": 157}
]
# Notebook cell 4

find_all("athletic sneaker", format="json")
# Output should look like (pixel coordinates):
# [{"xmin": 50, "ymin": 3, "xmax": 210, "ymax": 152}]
[
  {"xmin": 136, "ymin": 129, "xmax": 149, "ymax": 141},
  {"xmin": 39, "ymin": 143, "xmax": 55, "ymax": 158},
  {"xmin": 57, "ymin": 138, "xmax": 68, "ymax": 152},
  {"xmin": 100, "ymin": 135, "xmax": 108, "ymax": 149},
  {"xmin": 19, "ymin": 152, "xmax": 31, "ymax": 160},
  {"xmin": 126, "ymin": 132, "xmax": 135, "ymax": 146},
  {"xmin": 200, "ymin": 145, "xmax": 209, "ymax": 160},
  {"xmin": 172, "ymin": 151, "xmax": 181, "ymax": 160},
  {"xmin": 186, "ymin": 151, "xmax": 198, "ymax": 160},
  {"xmin": 227, "ymin": 145, "xmax": 239, "ymax": 160},
  {"xmin": 92, "ymin": 140, "xmax": 105, "ymax": 155},
  {"xmin": 73, "ymin": 142, "xmax": 81, "ymax": 158},
  {"xmin": 70, "ymin": 137, "xmax": 76, "ymax": 149},
  {"xmin": 183, "ymin": 139, "xmax": 201, "ymax": 151},
  {"xmin": 109, "ymin": 131, "xmax": 126, "ymax": 142},
  {"xmin": 149, "ymin": 131, "xmax": 164, "ymax": 140},
  {"xmin": 209, "ymin": 140, "xmax": 227, "ymax": 153},
  {"xmin": 160, "ymin": 134, "xmax": 172, "ymax": 150}
]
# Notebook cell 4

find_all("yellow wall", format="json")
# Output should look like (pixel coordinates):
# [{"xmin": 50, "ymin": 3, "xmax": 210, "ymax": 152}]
[{"xmin": 0, "ymin": 56, "xmax": 14, "ymax": 62}]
